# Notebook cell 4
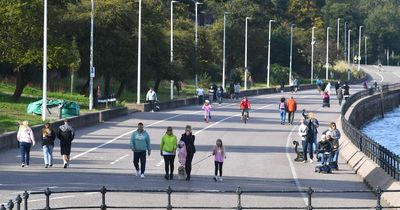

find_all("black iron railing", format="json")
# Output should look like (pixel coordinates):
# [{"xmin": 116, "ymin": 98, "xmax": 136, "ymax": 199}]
[
  {"xmin": 1, "ymin": 186, "xmax": 400, "ymax": 210},
  {"xmin": 341, "ymin": 83, "xmax": 400, "ymax": 181}
]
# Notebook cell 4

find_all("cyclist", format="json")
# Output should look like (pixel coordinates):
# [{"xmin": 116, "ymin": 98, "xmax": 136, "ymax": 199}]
[{"xmin": 240, "ymin": 96, "xmax": 251, "ymax": 120}]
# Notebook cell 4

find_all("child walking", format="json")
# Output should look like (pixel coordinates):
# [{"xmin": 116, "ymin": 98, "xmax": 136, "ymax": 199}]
[
  {"xmin": 202, "ymin": 100, "xmax": 212, "ymax": 123},
  {"xmin": 212, "ymin": 139, "xmax": 226, "ymax": 181}
]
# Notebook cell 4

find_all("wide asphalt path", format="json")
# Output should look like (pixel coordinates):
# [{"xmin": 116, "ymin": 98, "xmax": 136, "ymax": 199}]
[{"xmin": 1, "ymin": 65, "xmax": 398, "ymax": 209}]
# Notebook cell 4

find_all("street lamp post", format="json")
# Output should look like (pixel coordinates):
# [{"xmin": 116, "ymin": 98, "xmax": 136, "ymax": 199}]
[
  {"xmin": 344, "ymin": 22, "xmax": 347, "ymax": 60},
  {"xmin": 365, "ymin": 36, "xmax": 368, "ymax": 65},
  {"xmin": 42, "ymin": 0, "xmax": 48, "ymax": 121},
  {"xmin": 194, "ymin": 2, "xmax": 202, "ymax": 89},
  {"xmin": 311, "ymin": 26, "xmax": 316, "ymax": 84},
  {"xmin": 337, "ymin": 18, "xmax": 340, "ymax": 52},
  {"xmin": 137, "ymin": 0, "xmax": 141, "ymax": 104},
  {"xmin": 89, "ymin": 0, "xmax": 95, "ymax": 110},
  {"xmin": 347, "ymin": 29, "xmax": 352, "ymax": 81},
  {"xmin": 326, "ymin": 27, "xmax": 331, "ymax": 80},
  {"xmin": 244, "ymin": 17, "xmax": 251, "ymax": 90},
  {"xmin": 222, "ymin": 12, "xmax": 228, "ymax": 89},
  {"xmin": 289, "ymin": 24, "xmax": 295, "ymax": 85},
  {"xmin": 170, "ymin": 1, "xmax": 179, "ymax": 62},
  {"xmin": 267, "ymin": 19, "xmax": 276, "ymax": 88},
  {"xmin": 358, "ymin": 26, "xmax": 364, "ymax": 71}
]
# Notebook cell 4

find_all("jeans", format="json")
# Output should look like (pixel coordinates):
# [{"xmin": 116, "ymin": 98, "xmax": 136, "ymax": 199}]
[
  {"xmin": 149, "ymin": 100, "xmax": 155, "ymax": 111},
  {"xmin": 133, "ymin": 151, "xmax": 146, "ymax": 174},
  {"xmin": 318, "ymin": 152, "xmax": 332, "ymax": 164},
  {"xmin": 288, "ymin": 111, "xmax": 295, "ymax": 124},
  {"xmin": 303, "ymin": 141, "xmax": 313, "ymax": 161},
  {"xmin": 217, "ymin": 96, "xmax": 222, "ymax": 104},
  {"xmin": 20, "ymin": 142, "xmax": 32, "ymax": 165},
  {"xmin": 234, "ymin": 92, "xmax": 239, "ymax": 100},
  {"xmin": 198, "ymin": 95, "xmax": 204, "ymax": 105},
  {"xmin": 214, "ymin": 161, "xmax": 223, "ymax": 176},
  {"xmin": 312, "ymin": 134, "xmax": 318, "ymax": 152},
  {"xmin": 279, "ymin": 110, "xmax": 286, "ymax": 124},
  {"xmin": 185, "ymin": 154, "xmax": 194, "ymax": 178},
  {"xmin": 42, "ymin": 145, "xmax": 54, "ymax": 165},
  {"xmin": 163, "ymin": 155, "xmax": 176, "ymax": 175}
]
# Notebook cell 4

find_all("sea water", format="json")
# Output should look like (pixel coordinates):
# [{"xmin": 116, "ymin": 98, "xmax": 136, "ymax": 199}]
[{"xmin": 362, "ymin": 107, "xmax": 400, "ymax": 156}]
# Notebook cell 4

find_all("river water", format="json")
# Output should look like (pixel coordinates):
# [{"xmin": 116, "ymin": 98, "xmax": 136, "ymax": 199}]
[{"xmin": 361, "ymin": 107, "xmax": 400, "ymax": 156}]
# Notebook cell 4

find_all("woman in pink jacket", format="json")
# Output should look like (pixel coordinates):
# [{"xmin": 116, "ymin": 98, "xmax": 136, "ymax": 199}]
[
  {"xmin": 202, "ymin": 100, "xmax": 212, "ymax": 123},
  {"xmin": 17, "ymin": 121, "xmax": 36, "ymax": 167}
]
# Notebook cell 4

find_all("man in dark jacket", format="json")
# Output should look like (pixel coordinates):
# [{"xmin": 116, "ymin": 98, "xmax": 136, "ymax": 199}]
[
  {"xmin": 57, "ymin": 120, "xmax": 75, "ymax": 168},
  {"xmin": 180, "ymin": 125, "xmax": 196, "ymax": 181},
  {"xmin": 302, "ymin": 119, "xmax": 315, "ymax": 163}
]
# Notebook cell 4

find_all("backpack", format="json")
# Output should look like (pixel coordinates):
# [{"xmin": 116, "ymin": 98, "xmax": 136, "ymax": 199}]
[
  {"xmin": 279, "ymin": 102, "xmax": 286, "ymax": 110},
  {"xmin": 58, "ymin": 130, "xmax": 74, "ymax": 143}
]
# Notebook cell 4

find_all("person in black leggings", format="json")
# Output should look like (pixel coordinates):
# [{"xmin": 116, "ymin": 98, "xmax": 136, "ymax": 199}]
[
  {"xmin": 180, "ymin": 125, "xmax": 196, "ymax": 181},
  {"xmin": 160, "ymin": 127, "xmax": 177, "ymax": 180}
]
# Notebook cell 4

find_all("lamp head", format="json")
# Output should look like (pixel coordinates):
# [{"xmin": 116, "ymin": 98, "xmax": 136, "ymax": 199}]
[
  {"xmin": 171, "ymin": 1, "xmax": 179, "ymax": 4},
  {"xmin": 195, "ymin": 2, "xmax": 203, "ymax": 5},
  {"xmin": 246, "ymin": 17, "xmax": 252, "ymax": 20},
  {"xmin": 270, "ymin": 19, "xmax": 276, "ymax": 23}
]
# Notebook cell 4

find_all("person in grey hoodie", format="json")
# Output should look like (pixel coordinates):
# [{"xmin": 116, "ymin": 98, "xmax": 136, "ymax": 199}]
[
  {"xmin": 130, "ymin": 122, "xmax": 151, "ymax": 178},
  {"xmin": 57, "ymin": 120, "xmax": 75, "ymax": 168}
]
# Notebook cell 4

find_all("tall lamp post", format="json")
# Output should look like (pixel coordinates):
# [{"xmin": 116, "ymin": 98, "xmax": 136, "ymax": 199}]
[
  {"xmin": 42, "ymin": 0, "xmax": 48, "ymax": 121},
  {"xmin": 194, "ymin": 2, "xmax": 202, "ymax": 89},
  {"xmin": 289, "ymin": 24, "xmax": 295, "ymax": 85},
  {"xmin": 222, "ymin": 12, "xmax": 229, "ymax": 89},
  {"xmin": 326, "ymin": 27, "xmax": 331, "ymax": 80},
  {"xmin": 137, "ymin": 0, "xmax": 141, "ymax": 104},
  {"xmin": 311, "ymin": 26, "xmax": 316, "ymax": 84},
  {"xmin": 244, "ymin": 17, "xmax": 251, "ymax": 90},
  {"xmin": 170, "ymin": 1, "xmax": 179, "ymax": 62},
  {"xmin": 357, "ymin": 26, "xmax": 364, "ymax": 71},
  {"xmin": 365, "ymin": 36, "xmax": 368, "ymax": 65},
  {"xmin": 267, "ymin": 19, "xmax": 276, "ymax": 88},
  {"xmin": 89, "ymin": 0, "xmax": 95, "ymax": 110},
  {"xmin": 337, "ymin": 18, "xmax": 340, "ymax": 52},
  {"xmin": 347, "ymin": 29, "xmax": 352, "ymax": 81},
  {"xmin": 344, "ymin": 22, "xmax": 347, "ymax": 60}
]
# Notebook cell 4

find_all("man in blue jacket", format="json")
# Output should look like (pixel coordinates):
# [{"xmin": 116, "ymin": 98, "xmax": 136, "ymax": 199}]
[{"xmin": 130, "ymin": 122, "xmax": 151, "ymax": 178}]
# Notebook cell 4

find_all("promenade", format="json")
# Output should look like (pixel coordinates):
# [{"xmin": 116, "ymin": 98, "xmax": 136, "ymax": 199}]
[{"xmin": 0, "ymin": 65, "xmax": 399, "ymax": 209}]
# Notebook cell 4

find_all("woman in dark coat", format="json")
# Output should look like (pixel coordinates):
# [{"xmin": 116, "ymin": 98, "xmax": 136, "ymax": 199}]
[{"xmin": 180, "ymin": 125, "xmax": 196, "ymax": 181}]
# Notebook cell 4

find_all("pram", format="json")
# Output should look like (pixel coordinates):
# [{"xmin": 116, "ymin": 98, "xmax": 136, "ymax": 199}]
[{"xmin": 322, "ymin": 92, "xmax": 330, "ymax": 108}]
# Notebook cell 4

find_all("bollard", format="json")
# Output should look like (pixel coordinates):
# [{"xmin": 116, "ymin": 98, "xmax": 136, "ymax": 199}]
[
  {"xmin": 22, "ymin": 191, "xmax": 28, "ymax": 210},
  {"xmin": 170, "ymin": 80, "xmax": 174, "ymax": 100},
  {"xmin": 375, "ymin": 186, "xmax": 382, "ymax": 210},
  {"xmin": 166, "ymin": 186, "xmax": 172, "ymax": 210},
  {"xmin": 307, "ymin": 187, "xmax": 313, "ymax": 210},
  {"xmin": 44, "ymin": 188, "xmax": 51, "ymax": 210},
  {"xmin": 15, "ymin": 195, "xmax": 22, "ymax": 210},
  {"xmin": 7, "ymin": 200, "xmax": 14, "ymax": 210},
  {"xmin": 236, "ymin": 186, "xmax": 243, "ymax": 210},
  {"xmin": 100, "ymin": 186, "xmax": 107, "ymax": 210}
]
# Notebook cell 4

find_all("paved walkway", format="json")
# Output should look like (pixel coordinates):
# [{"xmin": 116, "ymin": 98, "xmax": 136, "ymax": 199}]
[{"xmin": 0, "ymin": 65, "xmax": 398, "ymax": 209}]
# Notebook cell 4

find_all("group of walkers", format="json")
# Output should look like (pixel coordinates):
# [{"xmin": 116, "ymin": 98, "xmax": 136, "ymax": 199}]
[
  {"xmin": 17, "ymin": 120, "xmax": 75, "ymax": 168},
  {"xmin": 278, "ymin": 96, "xmax": 298, "ymax": 125},
  {"xmin": 130, "ymin": 123, "xmax": 226, "ymax": 181}
]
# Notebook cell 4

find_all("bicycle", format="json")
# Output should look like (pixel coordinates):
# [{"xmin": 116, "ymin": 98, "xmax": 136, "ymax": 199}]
[{"xmin": 241, "ymin": 109, "xmax": 249, "ymax": 124}]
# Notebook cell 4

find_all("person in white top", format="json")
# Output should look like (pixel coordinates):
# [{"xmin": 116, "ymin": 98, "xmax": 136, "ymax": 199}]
[
  {"xmin": 17, "ymin": 121, "xmax": 36, "ymax": 167},
  {"xmin": 196, "ymin": 87, "xmax": 204, "ymax": 105},
  {"xmin": 234, "ymin": 83, "xmax": 241, "ymax": 100},
  {"xmin": 146, "ymin": 88, "xmax": 158, "ymax": 112}
]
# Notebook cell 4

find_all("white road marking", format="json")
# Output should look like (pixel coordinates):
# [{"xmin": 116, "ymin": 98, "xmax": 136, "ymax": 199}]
[
  {"xmin": 371, "ymin": 65, "xmax": 385, "ymax": 82},
  {"xmin": 110, "ymin": 154, "xmax": 129, "ymax": 165},
  {"xmin": 28, "ymin": 195, "xmax": 76, "ymax": 203},
  {"xmin": 156, "ymin": 159, "xmax": 164, "ymax": 167},
  {"xmin": 393, "ymin": 72, "xmax": 400, "ymax": 78},
  {"xmin": 84, "ymin": 192, "xmax": 98, "ymax": 196}
]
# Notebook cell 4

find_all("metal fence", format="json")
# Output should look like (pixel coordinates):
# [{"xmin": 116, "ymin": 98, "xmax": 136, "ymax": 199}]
[
  {"xmin": 1, "ymin": 186, "xmax": 400, "ymax": 210},
  {"xmin": 340, "ymin": 83, "xmax": 400, "ymax": 181}
]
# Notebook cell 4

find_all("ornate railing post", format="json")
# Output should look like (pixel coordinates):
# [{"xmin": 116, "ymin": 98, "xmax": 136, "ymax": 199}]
[
  {"xmin": 100, "ymin": 186, "xmax": 107, "ymax": 210},
  {"xmin": 15, "ymin": 195, "xmax": 22, "ymax": 210},
  {"xmin": 166, "ymin": 186, "xmax": 172, "ymax": 210},
  {"xmin": 7, "ymin": 199, "xmax": 14, "ymax": 210},
  {"xmin": 375, "ymin": 186, "xmax": 382, "ymax": 210},
  {"xmin": 44, "ymin": 188, "xmax": 51, "ymax": 210},
  {"xmin": 236, "ymin": 186, "xmax": 242, "ymax": 210},
  {"xmin": 22, "ymin": 191, "xmax": 28, "ymax": 210},
  {"xmin": 307, "ymin": 187, "xmax": 313, "ymax": 210}
]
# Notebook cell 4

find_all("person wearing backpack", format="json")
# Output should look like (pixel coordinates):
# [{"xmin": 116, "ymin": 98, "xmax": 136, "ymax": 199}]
[
  {"xmin": 278, "ymin": 97, "xmax": 288, "ymax": 125},
  {"xmin": 57, "ymin": 120, "xmax": 75, "ymax": 168}
]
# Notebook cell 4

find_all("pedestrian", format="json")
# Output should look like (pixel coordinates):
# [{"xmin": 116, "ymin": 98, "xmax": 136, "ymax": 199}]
[
  {"xmin": 202, "ymin": 100, "xmax": 212, "ymax": 123},
  {"xmin": 17, "ymin": 121, "xmax": 35, "ymax": 167},
  {"xmin": 130, "ymin": 122, "xmax": 151, "ymax": 178},
  {"xmin": 180, "ymin": 125, "xmax": 196, "ymax": 181},
  {"xmin": 342, "ymin": 82, "xmax": 350, "ymax": 101},
  {"xmin": 298, "ymin": 119, "xmax": 308, "ymax": 149},
  {"xmin": 287, "ymin": 96, "xmax": 297, "ymax": 125},
  {"xmin": 280, "ymin": 79, "xmax": 285, "ymax": 93},
  {"xmin": 217, "ymin": 87, "xmax": 223, "ymax": 105},
  {"xmin": 322, "ymin": 91, "xmax": 330, "ymax": 108},
  {"xmin": 212, "ymin": 139, "xmax": 226, "ymax": 181},
  {"xmin": 303, "ymin": 117, "xmax": 316, "ymax": 163},
  {"xmin": 278, "ymin": 97, "xmax": 287, "ymax": 125},
  {"xmin": 316, "ymin": 79, "xmax": 323, "ymax": 93},
  {"xmin": 324, "ymin": 82, "xmax": 332, "ymax": 95},
  {"xmin": 42, "ymin": 123, "xmax": 56, "ymax": 168},
  {"xmin": 208, "ymin": 86, "xmax": 215, "ymax": 103},
  {"xmin": 335, "ymin": 80, "xmax": 341, "ymax": 95},
  {"xmin": 160, "ymin": 127, "xmax": 177, "ymax": 180},
  {"xmin": 57, "ymin": 119, "xmax": 75, "ymax": 168},
  {"xmin": 337, "ymin": 86, "xmax": 343, "ymax": 105},
  {"xmin": 146, "ymin": 88, "xmax": 158, "ymax": 112},
  {"xmin": 308, "ymin": 112, "xmax": 319, "ymax": 153},
  {"xmin": 196, "ymin": 86, "xmax": 205, "ymax": 105},
  {"xmin": 212, "ymin": 83, "xmax": 218, "ymax": 102},
  {"xmin": 229, "ymin": 82, "xmax": 235, "ymax": 99},
  {"xmin": 234, "ymin": 83, "xmax": 241, "ymax": 100},
  {"xmin": 328, "ymin": 122, "xmax": 341, "ymax": 169}
]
